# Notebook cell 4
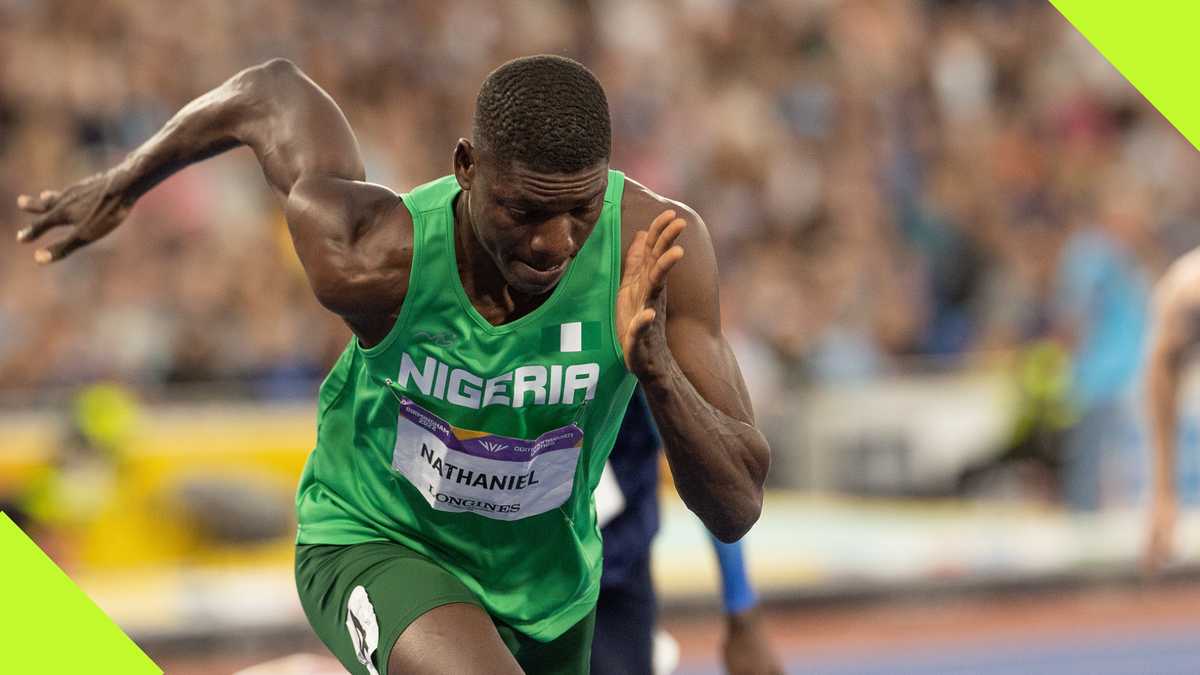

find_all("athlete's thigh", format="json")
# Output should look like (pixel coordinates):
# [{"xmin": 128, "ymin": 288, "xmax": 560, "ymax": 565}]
[
  {"xmin": 296, "ymin": 541, "xmax": 506, "ymax": 675},
  {"xmin": 388, "ymin": 602, "xmax": 523, "ymax": 675}
]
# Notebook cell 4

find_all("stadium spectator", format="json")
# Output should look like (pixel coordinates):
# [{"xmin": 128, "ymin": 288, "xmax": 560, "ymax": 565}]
[{"xmin": 2, "ymin": 0, "xmax": 1196, "ymax": 424}]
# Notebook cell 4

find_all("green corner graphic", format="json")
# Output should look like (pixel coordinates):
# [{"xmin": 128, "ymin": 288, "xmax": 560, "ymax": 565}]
[
  {"xmin": 0, "ymin": 513, "xmax": 161, "ymax": 674},
  {"xmin": 1051, "ymin": 1, "xmax": 1200, "ymax": 151}
]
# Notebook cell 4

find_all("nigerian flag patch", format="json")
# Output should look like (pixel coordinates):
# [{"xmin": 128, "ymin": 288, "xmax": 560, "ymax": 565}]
[{"xmin": 541, "ymin": 321, "xmax": 600, "ymax": 353}]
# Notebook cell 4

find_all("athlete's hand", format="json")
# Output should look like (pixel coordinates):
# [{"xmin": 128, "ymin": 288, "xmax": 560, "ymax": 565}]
[
  {"xmin": 14, "ymin": 168, "xmax": 134, "ymax": 264},
  {"xmin": 617, "ymin": 209, "xmax": 686, "ymax": 376},
  {"xmin": 1143, "ymin": 495, "xmax": 1177, "ymax": 576},
  {"xmin": 723, "ymin": 607, "xmax": 785, "ymax": 675}
]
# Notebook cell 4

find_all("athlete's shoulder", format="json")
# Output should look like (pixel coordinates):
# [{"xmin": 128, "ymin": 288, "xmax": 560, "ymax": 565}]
[
  {"xmin": 1154, "ymin": 246, "xmax": 1200, "ymax": 319},
  {"xmin": 1149, "ymin": 248, "xmax": 1200, "ymax": 357},
  {"xmin": 617, "ymin": 174, "xmax": 708, "ymax": 254},
  {"xmin": 285, "ymin": 176, "xmax": 415, "ymax": 337},
  {"xmin": 619, "ymin": 175, "xmax": 701, "ymax": 224},
  {"xmin": 335, "ymin": 179, "xmax": 415, "ymax": 264},
  {"xmin": 1160, "ymin": 247, "xmax": 1200, "ymax": 291}
]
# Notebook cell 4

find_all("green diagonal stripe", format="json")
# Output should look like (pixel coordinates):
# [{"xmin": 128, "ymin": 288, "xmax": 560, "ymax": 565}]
[
  {"xmin": 0, "ymin": 513, "xmax": 161, "ymax": 674},
  {"xmin": 1050, "ymin": 1, "xmax": 1200, "ymax": 150}
]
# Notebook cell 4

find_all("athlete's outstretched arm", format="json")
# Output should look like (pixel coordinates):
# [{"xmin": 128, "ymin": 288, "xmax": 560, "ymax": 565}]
[
  {"xmin": 1143, "ymin": 250, "xmax": 1200, "ymax": 572},
  {"xmin": 15, "ymin": 58, "xmax": 408, "ymax": 327},
  {"xmin": 618, "ymin": 187, "xmax": 771, "ymax": 543}
]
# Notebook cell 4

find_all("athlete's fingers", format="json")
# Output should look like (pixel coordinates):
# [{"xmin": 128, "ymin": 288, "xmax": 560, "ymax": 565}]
[
  {"xmin": 646, "ymin": 209, "xmax": 675, "ymax": 245},
  {"xmin": 15, "ymin": 192, "xmax": 43, "ymax": 213},
  {"xmin": 16, "ymin": 209, "xmax": 73, "ymax": 243},
  {"xmin": 648, "ymin": 245, "xmax": 684, "ymax": 292},
  {"xmin": 651, "ymin": 218, "xmax": 687, "ymax": 258},
  {"xmin": 629, "ymin": 229, "xmax": 648, "ymax": 256},
  {"xmin": 16, "ymin": 190, "xmax": 61, "ymax": 214},
  {"xmin": 622, "ymin": 230, "xmax": 649, "ymax": 279},
  {"xmin": 35, "ymin": 234, "xmax": 88, "ymax": 265}
]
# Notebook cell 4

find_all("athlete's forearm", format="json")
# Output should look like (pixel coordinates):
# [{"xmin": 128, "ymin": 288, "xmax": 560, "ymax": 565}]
[
  {"xmin": 115, "ymin": 58, "xmax": 363, "ymax": 204},
  {"xmin": 641, "ymin": 356, "xmax": 769, "ymax": 543},
  {"xmin": 1147, "ymin": 350, "xmax": 1181, "ymax": 504}
]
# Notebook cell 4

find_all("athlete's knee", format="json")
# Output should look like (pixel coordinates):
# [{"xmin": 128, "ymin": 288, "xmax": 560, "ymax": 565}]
[{"xmin": 387, "ymin": 602, "xmax": 523, "ymax": 675}]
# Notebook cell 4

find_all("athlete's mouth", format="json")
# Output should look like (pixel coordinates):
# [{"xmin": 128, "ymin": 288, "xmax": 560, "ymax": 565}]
[{"xmin": 514, "ymin": 258, "xmax": 568, "ymax": 286}]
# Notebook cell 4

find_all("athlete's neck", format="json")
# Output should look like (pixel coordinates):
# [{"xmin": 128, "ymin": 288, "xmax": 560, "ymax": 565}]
[{"xmin": 452, "ymin": 193, "xmax": 546, "ymax": 326}]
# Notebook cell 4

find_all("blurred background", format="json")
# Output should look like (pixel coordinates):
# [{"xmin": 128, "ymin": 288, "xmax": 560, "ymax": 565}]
[{"xmin": 4, "ymin": 0, "xmax": 1200, "ymax": 673}]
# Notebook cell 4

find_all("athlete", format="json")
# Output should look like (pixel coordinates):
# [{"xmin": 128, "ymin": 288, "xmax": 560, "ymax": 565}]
[
  {"xmin": 1143, "ymin": 248, "xmax": 1200, "ymax": 574},
  {"xmin": 594, "ymin": 388, "xmax": 782, "ymax": 675},
  {"xmin": 14, "ymin": 56, "xmax": 771, "ymax": 674}
]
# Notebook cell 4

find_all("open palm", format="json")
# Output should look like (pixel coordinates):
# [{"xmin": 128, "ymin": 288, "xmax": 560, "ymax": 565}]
[{"xmin": 616, "ymin": 209, "xmax": 687, "ymax": 374}]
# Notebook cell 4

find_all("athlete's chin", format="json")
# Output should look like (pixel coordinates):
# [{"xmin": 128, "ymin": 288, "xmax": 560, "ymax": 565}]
[
  {"xmin": 508, "ymin": 277, "xmax": 558, "ymax": 296},
  {"xmin": 508, "ymin": 260, "xmax": 568, "ymax": 295}
]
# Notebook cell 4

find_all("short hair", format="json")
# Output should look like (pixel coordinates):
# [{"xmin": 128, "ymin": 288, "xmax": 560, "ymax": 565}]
[{"xmin": 473, "ymin": 55, "xmax": 611, "ymax": 173}]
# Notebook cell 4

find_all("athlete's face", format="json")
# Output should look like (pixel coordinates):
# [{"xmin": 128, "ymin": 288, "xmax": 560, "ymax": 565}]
[{"xmin": 454, "ymin": 140, "xmax": 608, "ymax": 296}]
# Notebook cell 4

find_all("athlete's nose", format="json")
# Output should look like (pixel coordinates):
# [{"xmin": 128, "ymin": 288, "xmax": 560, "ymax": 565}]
[{"xmin": 528, "ymin": 216, "xmax": 575, "ymax": 268}]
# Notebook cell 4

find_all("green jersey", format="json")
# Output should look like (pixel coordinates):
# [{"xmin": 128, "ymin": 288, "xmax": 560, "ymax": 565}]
[{"xmin": 295, "ymin": 170, "xmax": 638, "ymax": 640}]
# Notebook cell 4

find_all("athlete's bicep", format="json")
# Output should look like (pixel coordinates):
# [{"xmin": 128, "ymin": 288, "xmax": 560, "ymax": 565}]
[
  {"xmin": 662, "ymin": 208, "xmax": 756, "ymax": 426},
  {"xmin": 284, "ymin": 176, "xmax": 412, "ymax": 319}
]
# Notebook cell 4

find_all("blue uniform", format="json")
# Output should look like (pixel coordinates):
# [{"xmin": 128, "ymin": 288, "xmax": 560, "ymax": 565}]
[{"xmin": 599, "ymin": 388, "xmax": 662, "ymax": 590}]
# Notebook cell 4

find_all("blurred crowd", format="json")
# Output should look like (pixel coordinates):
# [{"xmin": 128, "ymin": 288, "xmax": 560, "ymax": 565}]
[{"xmin": 2, "ymin": 0, "xmax": 1199, "ymax": 409}]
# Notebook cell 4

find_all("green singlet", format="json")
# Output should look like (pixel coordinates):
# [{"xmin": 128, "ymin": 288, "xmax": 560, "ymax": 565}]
[{"xmin": 295, "ymin": 170, "xmax": 638, "ymax": 643}]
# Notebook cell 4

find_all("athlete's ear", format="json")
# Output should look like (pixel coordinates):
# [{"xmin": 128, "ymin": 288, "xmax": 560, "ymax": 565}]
[{"xmin": 453, "ymin": 139, "xmax": 476, "ymax": 192}]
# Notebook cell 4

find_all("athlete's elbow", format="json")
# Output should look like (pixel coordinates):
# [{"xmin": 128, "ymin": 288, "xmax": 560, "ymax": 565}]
[
  {"xmin": 254, "ymin": 57, "xmax": 304, "ymax": 83},
  {"xmin": 709, "ymin": 500, "xmax": 761, "ymax": 544},
  {"xmin": 705, "ymin": 484, "xmax": 764, "ymax": 544},
  {"xmin": 235, "ymin": 58, "xmax": 309, "ymax": 105}
]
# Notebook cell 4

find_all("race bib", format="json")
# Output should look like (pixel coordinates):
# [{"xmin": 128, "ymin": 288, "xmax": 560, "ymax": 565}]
[{"xmin": 391, "ymin": 397, "xmax": 583, "ymax": 521}]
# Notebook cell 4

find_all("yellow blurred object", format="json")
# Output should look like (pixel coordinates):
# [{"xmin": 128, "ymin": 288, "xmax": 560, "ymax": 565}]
[
  {"xmin": 1, "ymin": 399, "xmax": 315, "ymax": 571},
  {"xmin": 1013, "ymin": 340, "xmax": 1077, "ymax": 436},
  {"xmin": 74, "ymin": 383, "xmax": 141, "ymax": 456},
  {"xmin": 81, "ymin": 404, "xmax": 313, "ymax": 569}
]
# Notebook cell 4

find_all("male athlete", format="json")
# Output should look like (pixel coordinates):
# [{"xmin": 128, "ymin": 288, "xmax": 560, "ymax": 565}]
[
  {"xmin": 1143, "ymin": 248, "xmax": 1200, "ymax": 574},
  {"xmin": 15, "ymin": 56, "xmax": 771, "ymax": 674}
]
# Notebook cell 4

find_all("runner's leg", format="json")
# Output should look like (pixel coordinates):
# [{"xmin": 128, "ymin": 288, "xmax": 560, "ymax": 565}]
[
  {"xmin": 296, "ymin": 542, "xmax": 519, "ymax": 675},
  {"xmin": 388, "ymin": 602, "xmax": 523, "ymax": 675}
]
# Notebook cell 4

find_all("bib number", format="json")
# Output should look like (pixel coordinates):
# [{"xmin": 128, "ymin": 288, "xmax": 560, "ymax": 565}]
[{"xmin": 391, "ymin": 397, "xmax": 582, "ymax": 521}]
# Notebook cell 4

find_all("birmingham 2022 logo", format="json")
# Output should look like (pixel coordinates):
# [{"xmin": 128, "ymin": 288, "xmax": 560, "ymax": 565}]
[{"xmin": 478, "ymin": 439, "xmax": 510, "ymax": 454}]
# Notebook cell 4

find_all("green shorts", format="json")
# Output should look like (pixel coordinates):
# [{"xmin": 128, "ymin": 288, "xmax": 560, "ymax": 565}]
[{"xmin": 295, "ymin": 542, "xmax": 595, "ymax": 675}]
